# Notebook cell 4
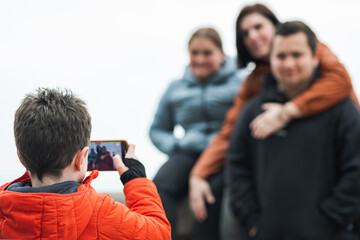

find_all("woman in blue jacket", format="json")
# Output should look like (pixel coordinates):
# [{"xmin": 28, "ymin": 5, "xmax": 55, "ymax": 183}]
[{"xmin": 150, "ymin": 27, "xmax": 245, "ymax": 240}]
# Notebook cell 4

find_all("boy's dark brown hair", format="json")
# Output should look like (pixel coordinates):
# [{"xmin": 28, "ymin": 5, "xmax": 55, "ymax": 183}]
[{"xmin": 14, "ymin": 88, "xmax": 91, "ymax": 181}]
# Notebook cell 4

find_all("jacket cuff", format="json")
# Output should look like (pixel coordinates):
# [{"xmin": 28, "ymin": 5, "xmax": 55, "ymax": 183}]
[
  {"xmin": 120, "ymin": 158, "xmax": 147, "ymax": 185},
  {"xmin": 291, "ymin": 98, "xmax": 310, "ymax": 117}
]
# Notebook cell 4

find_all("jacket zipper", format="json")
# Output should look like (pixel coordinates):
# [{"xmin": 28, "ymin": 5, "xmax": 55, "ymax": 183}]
[{"xmin": 200, "ymin": 83, "xmax": 211, "ymax": 149}]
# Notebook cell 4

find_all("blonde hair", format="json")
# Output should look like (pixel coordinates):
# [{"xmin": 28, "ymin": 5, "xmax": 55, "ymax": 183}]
[{"xmin": 188, "ymin": 27, "xmax": 223, "ymax": 51}]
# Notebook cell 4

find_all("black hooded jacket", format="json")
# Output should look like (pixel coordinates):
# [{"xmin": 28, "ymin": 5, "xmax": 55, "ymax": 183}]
[{"xmin": 226, "ymin": 72, "xmax": 360, "ymax": 239}]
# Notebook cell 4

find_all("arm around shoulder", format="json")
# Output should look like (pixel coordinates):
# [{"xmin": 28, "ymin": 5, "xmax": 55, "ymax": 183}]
[{"xmin": 291, "ymin": 42, "xmax": 359, "ymax": 117}]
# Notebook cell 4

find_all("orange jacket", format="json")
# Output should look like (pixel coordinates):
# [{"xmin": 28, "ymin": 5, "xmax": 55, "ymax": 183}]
[
  {"xmin": 0, "ymin": 171, "xmax": 171, "ymax": 239},
  {"xmin": 191, "ymin": 42, "xmax": 359, "ymax": 179}
]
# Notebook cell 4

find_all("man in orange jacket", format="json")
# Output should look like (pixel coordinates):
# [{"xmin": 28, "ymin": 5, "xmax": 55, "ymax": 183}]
[{"xmin": 0, "ymin": 88, "xmax": 171, "ymax": 239}]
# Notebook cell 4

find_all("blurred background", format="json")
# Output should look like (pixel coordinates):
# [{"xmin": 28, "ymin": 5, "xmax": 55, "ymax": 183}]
[{"xmin": 1, "ymin": 0, "xmax": 359, "ymax": 192}]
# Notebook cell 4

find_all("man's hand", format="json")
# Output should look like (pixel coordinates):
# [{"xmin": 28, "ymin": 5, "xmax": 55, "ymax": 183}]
[
  {"xmin": 249, "ymin": 226, "xmax": 258, "ymax": 237},
  {"xmin": 250, "ymin": 103, "xmax": 288, "ymax": 139},
  {"xmin": 189, "ymin": 176, "xmax": 215, "ymax": 222},
  {"xmin": 113, "ymin": 144, "xmax": 138, "ymax": 176}
]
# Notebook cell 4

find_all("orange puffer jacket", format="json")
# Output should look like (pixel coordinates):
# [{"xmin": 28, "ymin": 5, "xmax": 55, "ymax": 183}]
[{"xmin": 0, "ymin": 171, "xmax": 171, "ymax": 239}]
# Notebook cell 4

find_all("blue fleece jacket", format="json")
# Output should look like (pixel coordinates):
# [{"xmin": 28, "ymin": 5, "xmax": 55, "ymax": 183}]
[{"xmin": 149, "ymin": 57, "xmax": 246, "ymax": 155}]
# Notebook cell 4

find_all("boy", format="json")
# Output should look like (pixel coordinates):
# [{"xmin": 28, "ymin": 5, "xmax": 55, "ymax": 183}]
[{"xmin": 0, "ymin": 88, "xmax": 171, "ymax": 239}]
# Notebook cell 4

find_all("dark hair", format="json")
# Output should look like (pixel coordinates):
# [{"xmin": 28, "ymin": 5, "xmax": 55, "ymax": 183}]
[
  {"xmin": 14, "ymin": 88, "xmax": 91, "ymax": 181},
  {"xmin": 236, "ymin": 3, "xmax": 280, "ymax": 68},
  {"xmin": 274, "ymin": 21, "xmax": 318, "ymax": 54},
  {"xmin": 188, "ymin": 27, "xmax": 223, "ymax": 51}
]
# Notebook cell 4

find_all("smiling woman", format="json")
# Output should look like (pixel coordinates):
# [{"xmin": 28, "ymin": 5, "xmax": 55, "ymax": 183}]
[
  {"xmin": 188, "ymin": 29, "xmax": 225, "ymax": 80},
  {"xmin": 149, "ymin": 27, "xmax": 245, "ymax": 240},
  {"xmin": 240, "ymin": 12, "xmax": 276, "ymax": 62}
]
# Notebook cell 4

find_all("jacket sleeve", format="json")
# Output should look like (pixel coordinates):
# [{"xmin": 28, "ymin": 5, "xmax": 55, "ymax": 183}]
[
  {"xmin": 190, "ymin": 65, "xmax": 267, "ymax": 179},
  {"xmin": 292, "ymin": 42, "xmax": 359, "ymax": 117},
  {"xmin": 320, "ymin": 100, "xmax": 360, "ymax": 229},
  {"xmin": 99, "ymin": 178, "xmax": 171, "ymax": 240},
  {"xmin": 149, "ymin": 83, "xmax": 178, "ymax": 154},
  {"xmin": 226, "ymin": 100, "xmax": 260, "ymax": 231}
]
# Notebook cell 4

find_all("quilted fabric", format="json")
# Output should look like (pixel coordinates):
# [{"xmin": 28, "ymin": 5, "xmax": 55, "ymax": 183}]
[{"xmin": 0, "ymin": 171, "xmax": 171, "ymax": 239}]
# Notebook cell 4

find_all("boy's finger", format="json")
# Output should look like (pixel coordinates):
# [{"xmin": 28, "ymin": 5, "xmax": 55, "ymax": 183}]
[
  {"xmin": 127, "ymin": 144, "xmax": 135, "ymax": 154},
  {"xmin": 125, "ymin": 144, "xmax": 139, "ymax": 160},
  {"xmin": 113, "ymin": 154, "xmax": 124, "ymax": 168},
  {"xmin": 113, "ymin": 154, "xmax": 129, "ymax": 175}
]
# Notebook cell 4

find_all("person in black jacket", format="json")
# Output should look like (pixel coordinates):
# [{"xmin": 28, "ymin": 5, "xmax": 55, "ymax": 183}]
[{"xmin": 226, "ymin": 21, "xmax": 360, "ymax": 240}]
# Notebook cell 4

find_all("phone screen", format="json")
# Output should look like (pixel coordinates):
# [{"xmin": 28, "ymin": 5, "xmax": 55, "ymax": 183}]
[{"xmin": 87, "ymin": 140, "xmax": 128, "ymax": 171}]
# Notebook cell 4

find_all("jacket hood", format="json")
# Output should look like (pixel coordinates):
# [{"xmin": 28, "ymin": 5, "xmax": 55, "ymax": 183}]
[
  {"xmin": 0, "ymin": 171, "xmax": 99, "ymax": 238},
  {"xmin": 182, "ymin": 56, "xmax": 237, "ymax": 85}
]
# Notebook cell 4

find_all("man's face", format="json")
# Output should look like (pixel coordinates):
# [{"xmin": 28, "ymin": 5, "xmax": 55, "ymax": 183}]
[{"xmin": 270, "ymin": 32, "xmax": 319, "ymax": 92}]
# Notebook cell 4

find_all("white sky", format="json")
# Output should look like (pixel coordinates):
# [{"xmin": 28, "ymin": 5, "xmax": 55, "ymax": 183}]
[{"xmin": 1, "ymin": 0, "xmax": 359, "ymax": 192}]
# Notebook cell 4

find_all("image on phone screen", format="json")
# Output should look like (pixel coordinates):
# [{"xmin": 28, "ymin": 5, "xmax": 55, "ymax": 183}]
[{"xmin": 87, "ymin": 140, "xmax": 127, "ymax": 171}]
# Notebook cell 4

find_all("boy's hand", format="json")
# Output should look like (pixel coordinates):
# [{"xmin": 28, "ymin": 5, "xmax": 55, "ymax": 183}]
[
  {"xmin": 113, "ymin": 144, "xmax": 138, "ymax": 175},
  {"xmin": 124, "ymin": 144, "xmax": 139, "ymax": 160},
  {"xmin": 113, "ymin": 144, "xmax": 146, "ymax": 184}
]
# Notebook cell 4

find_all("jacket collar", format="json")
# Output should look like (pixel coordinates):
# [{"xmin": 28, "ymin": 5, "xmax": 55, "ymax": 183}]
[
  {"xmin": 1, "ymin": 170, "xmax": 99, "ymax": 192},
  {"xmin": 261, "ymin": 68, "xmax": 320, "ymax": 103},
  {"xmin": 182, "ymin": 56, "xmax": 236, "ymax": 86},
  {"xmin": 0, "ymin": 171, "xmax": 99, "ymax": 238}
]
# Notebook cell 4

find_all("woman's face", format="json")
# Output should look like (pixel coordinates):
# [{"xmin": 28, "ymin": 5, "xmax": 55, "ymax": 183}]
[
  {"xmin": 189, "ymin": 37, "xmax": 224, "ymax": 80},
  {"xmin": 240, "ymin": 12, "xmax": 276, "ymax": 61},
  {"xmin": 102, "ymin": 147, "xmax": 107, "ymax": 154}
]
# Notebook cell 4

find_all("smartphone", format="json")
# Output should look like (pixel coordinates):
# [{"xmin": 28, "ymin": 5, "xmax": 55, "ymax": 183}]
[{"xmin": 87, "ymin": 140, "xmax": 128, "ymax": 171}]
